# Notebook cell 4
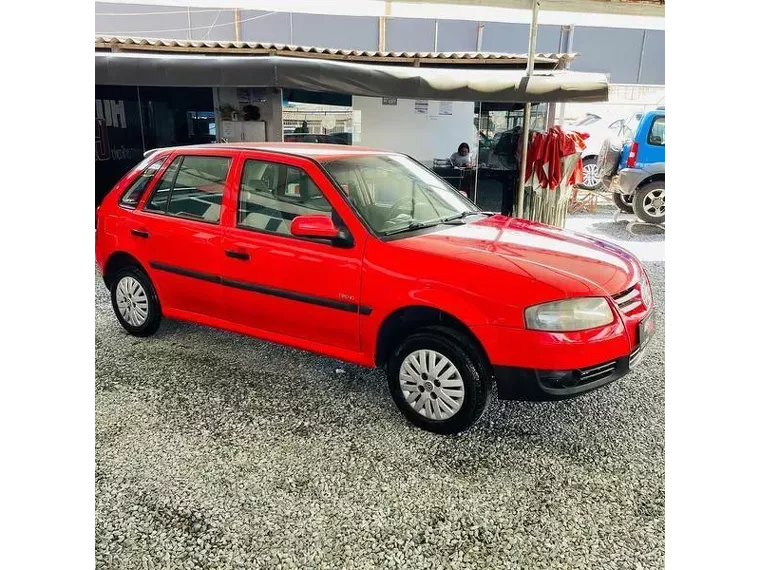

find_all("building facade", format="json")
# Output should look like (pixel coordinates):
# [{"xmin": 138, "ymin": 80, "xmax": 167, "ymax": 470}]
[
  {"xmin": 94, "ymin": 1, "xmax": 662, "ymax": 206},
  {"xmin": 95, "ymin": 1, "xmax": 665, "ymax": 85}
]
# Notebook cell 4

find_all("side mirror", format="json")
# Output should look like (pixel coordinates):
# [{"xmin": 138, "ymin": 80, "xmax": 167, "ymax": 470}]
[{"xmin": 291, "ymin": 214, "xmax": 353, "ymax": 247}]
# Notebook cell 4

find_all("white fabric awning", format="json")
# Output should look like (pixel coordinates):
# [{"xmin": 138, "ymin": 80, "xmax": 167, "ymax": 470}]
[{"xmin": 95, "ymin": 52, "xmax": 609, "ymax": 103}]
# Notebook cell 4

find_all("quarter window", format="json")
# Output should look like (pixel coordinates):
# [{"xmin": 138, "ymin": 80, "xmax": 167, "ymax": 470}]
[
  {"xmin": 119, "ymin": 158, "xmax": 165, "ymax": 208},
  {"xmin": 648, "ymin": 117, "xmax": 665, "ymax": 146},
  {"xmin": 145, "ymin": 155, "xmax": 231, "ymax": 223},
  {"xmin": 238, "ymin": 159, "xmax": 333, "ymax": 236}
]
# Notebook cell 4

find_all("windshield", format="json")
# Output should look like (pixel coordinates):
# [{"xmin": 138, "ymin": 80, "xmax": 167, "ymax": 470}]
[
  {"xmin": 573, "ymin": 114, "xmax": 601, "ymax": 127},
  {"xmin": 321, "ymin": 154, "xmax": 479, "ymax": 236},
  {"xmin": 619, "ymin": 113, "xmax": 642, "ymax": 141}
]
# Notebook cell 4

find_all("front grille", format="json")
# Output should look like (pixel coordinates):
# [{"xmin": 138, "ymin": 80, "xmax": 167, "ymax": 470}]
[
  {"xmin": 538, "ymin": 359, "xmax": 618, "ymax": 390},
  {"xmin": 579, "ymin": 360, "xmax": 617, "ymax": 383},
  {"xmin": 612, "ymin": 284, "xmax": 644, "ymax": 315}
]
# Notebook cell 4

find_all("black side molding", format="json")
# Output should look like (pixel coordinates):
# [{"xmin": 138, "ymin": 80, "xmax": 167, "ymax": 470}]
[{"xmin": 149, "ymin": 261, "xmax": 372, "ymax": 315}]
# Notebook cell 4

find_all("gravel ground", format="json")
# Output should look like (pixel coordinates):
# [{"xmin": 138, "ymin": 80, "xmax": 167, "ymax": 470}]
[{"xmin": 95, "ymin": 227, "xmax": 665, "ymax": 569}]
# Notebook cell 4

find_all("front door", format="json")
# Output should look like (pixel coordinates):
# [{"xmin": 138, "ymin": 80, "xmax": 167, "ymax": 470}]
[
  {"xmin": 220, "ymin": 154, "xmax": 365, "ymax": 352},
  {"xmin": 133, "ymin": 151, "xmax": 235, "ymax": 319}
]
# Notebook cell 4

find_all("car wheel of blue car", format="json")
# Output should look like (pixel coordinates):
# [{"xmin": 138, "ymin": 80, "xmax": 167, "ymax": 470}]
[
  {"xmin": 633, "ymin": 181, "xmax": 665, "ymax": 224},
  {"xmin": 613, "ymin": 192, "xmax": 634, "ymax": 214}
]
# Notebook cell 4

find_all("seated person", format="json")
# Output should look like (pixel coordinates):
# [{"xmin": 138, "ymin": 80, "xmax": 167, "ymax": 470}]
[{"xmin": 449, "ymin": 142, "xmax": 473, "ymax": 167}]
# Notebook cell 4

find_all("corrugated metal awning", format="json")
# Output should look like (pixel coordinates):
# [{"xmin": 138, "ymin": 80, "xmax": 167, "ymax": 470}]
[{"xmin": 95, "ymin": 36, "xmax": 575, "ymax": 68}]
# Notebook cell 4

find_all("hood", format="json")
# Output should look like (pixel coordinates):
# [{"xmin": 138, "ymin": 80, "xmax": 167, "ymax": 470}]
[
  {"xmin": 568, "ymin": 122, "xmax": 608, "ymax": 139},
  {"xmin": 392, "ymin": 215, "xmax": 641, "ymax": 298}
]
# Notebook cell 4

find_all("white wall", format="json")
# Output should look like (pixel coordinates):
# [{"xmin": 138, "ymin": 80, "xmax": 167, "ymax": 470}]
[
  {"xmin": 353, "ymin": 96, "xmax": 475, "ymax": 165},
  {"xmin": 559, "ymin": 84, "xmax": 665, "ymax": 125},
  {"xmin": 215, "ymin": 87, "xmax": 283, "ymax": 142}
]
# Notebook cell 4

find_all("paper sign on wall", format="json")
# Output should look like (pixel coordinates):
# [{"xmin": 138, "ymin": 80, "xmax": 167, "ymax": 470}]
[
  {"xmin": 237, "ymin": 88, "xmax": 250, "ymax": 105},
  {"xmin": 222, "ymin": 121, "xmax": 235, "ymax": 140},
  {"xmin": 439, "ymin": 101, "xmax": 453, "ymax": 116},
  {"xmin": 414, "ymin": 100, "xmax": 429, "ymax": 115}
]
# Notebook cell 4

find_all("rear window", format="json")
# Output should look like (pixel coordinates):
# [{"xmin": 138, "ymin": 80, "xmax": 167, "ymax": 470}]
[{"xmin": 119, "ymin": 158, "xmax": 166, "ymax": 208}]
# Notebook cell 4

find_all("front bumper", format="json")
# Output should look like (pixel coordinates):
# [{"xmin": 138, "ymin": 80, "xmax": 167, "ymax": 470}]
[{"xmin": 494, "ymin": 342, "xmax": 647, "ymax": 401}]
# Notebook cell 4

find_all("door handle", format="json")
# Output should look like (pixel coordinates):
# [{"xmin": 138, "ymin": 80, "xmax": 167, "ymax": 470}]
[
  {"xmin": 225, "ymin": 249, "xmax": 250, "ymax": 261},
  {"xmin": 131, "ymin": 229, "xmax": 150, "ymax": 238}
]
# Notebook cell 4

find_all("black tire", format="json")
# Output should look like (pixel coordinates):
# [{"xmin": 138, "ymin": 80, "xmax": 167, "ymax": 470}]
[
  {"xmin": 612, "ymin": 192, "xmax": 634, "ymax": 214},
  {"xmin": 387, "ymin": 327, "xmax": 491, "ymax": 434},
  {"xmin": 578, "ymin": 156, "xmax": 602, "ymax": 190},
  {"xmin": 110, "ymin": 265, "xmax": 162, "ymax": 337},
  {"xmin": 633, "ymin": 181, "xmax": 665, "ymax": 224}
]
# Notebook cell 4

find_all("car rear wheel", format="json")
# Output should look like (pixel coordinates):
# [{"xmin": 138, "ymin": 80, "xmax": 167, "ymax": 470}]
[
  {"xmin": 612, "ymin": 192, "xmax": 634, "ymax": 214},
  {"xmin": 110, "ymin": 266, "xmax": 161, "ymax": 336},
  {"xmin": 579, "ymin": 156, "xmax": 602, "ymax": 190},
  {"xmin": 633, "ymin": 181, "xmax": 665, "ymax": 224},
  {"xmin": 387, "ymin": 327, "xmax": 491, "ymax": 434}
]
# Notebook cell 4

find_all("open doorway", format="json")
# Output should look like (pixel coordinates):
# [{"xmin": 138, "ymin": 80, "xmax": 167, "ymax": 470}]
[
  {"xmin": 473, "ymin": 101, "xmax": 548, "ymax": 213},
  {"xmin": 281, "ymin": 89, "xmax": 354, "ymax": 145}
]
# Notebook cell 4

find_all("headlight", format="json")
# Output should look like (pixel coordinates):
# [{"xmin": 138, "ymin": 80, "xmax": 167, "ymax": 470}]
[{"xmin": 525, "ymin": 297, "xmax": 614, "ymax": 332}]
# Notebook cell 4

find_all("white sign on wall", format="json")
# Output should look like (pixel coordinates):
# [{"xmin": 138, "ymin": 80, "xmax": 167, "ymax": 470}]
[
  {"xmin": 237, "ymin": 88, "xmax": 250, "ymax": 105},
  {"xmin": 414, "ymin": 100, "xmax": 429, "ymax": 115},
  {"xmin": 352, "ymin": 110, "xmax": 362, "ymax": 143},
  {"xmin": 439, "ymin": 101, "xmax": 453, "ymax": 116}
]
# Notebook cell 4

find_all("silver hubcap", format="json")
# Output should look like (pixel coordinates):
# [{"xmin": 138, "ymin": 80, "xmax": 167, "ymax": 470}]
[
  {"xmin": 583, "ymin": 163, "xmax": 600, "ymax": 186},
  {"xmin": 115, "ymin": 276, "xmax": 149, "ymax": 327},
  {"xmin": 642, "ymin": 188, "xmax": 665, "ymax": 217},
  {"xmin": 399, "ymin": 350, "xmax": 465, "ymax": 420}
]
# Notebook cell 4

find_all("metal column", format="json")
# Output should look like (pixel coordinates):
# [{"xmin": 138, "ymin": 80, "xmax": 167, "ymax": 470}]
[
  {"xmin": 515, "ymin": 0, "xmax": 539, "ymax": 219},
  {"xmin": 557, "ymin": 24, "xmax": 574, "ymax": 127}
]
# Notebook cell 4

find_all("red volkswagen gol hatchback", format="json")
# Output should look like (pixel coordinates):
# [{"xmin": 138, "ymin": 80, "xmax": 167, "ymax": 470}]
[{"xmin": 96, "ymin": 143, "xmax": 654, "ymax": 434}]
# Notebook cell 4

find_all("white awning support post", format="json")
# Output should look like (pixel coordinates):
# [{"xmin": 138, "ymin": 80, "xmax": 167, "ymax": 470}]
[{"xmin": 516, "ymin": 0, "xmax": 540, "ymax": 219}]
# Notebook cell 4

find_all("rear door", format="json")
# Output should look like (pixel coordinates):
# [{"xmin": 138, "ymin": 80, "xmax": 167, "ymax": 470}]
[
  {"xmin": 220, "ymin": 152, "xmax": 366, "ymax": 352},
  {"xmin": 130, "ymin": 150, "xmax": 237, "ymax": 319}
]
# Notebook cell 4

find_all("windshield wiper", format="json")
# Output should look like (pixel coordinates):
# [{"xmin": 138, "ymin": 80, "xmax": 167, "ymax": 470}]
[
  {"xmin": 381, "ymin": 221, "xmax": 436, "ymax": 236},
  {"xmin": 440, "ymin": 211, "xmax": 488, "ymax": 223},
  {"xmin": 382, "ymin": 212, "xmax": 490, "ymax": 237}
]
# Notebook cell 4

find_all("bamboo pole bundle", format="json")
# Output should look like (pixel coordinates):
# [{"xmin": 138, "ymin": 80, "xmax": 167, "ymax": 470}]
[{"xmin": 518, "ymin": 128, "xmax": 583, "ymax": 228}]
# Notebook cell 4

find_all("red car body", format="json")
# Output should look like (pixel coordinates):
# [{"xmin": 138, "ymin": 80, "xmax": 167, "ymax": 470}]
[{"xmin": 96, "ymin": 143, "xmax": 654, "ymax": 409}]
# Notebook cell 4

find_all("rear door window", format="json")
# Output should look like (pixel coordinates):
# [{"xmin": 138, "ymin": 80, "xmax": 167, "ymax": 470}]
[{"xmin": 145, "ymin": 155, "xmax": 231, "ymax": 223}]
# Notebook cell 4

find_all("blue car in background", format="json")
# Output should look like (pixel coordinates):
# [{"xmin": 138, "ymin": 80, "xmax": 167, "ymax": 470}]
[{"xmin": 601, "ymin": 108, "xmax": 665, "ymax": 223}]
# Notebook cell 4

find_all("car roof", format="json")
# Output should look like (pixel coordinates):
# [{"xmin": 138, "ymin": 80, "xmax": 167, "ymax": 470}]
[{"xmin": 147, "ymin": 142, "xmax": 394, "ymax": 161}]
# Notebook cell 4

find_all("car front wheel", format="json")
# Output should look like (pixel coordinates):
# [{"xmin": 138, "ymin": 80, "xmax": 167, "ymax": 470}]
[
  {"xmin": 110, "ymin": 265, "xmax": 162, "ymax": 336},
  {"xmin": 387, "ymin": 327, "xmax": 491, "ymax": 434},
  {"xmin": 633, "ymin": 181, "xmax": 665, "ymax": 224}
]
